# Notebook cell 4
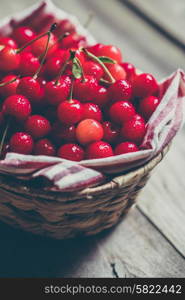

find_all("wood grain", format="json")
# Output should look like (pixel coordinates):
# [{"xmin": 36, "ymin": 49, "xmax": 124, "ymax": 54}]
[
  {"xmin": 123, "ymin": 0, "xmax": 185, "ymax": 48},
  {"xmin": 0, "ymin": 208, "xmax": 184, "ymax": 278}
]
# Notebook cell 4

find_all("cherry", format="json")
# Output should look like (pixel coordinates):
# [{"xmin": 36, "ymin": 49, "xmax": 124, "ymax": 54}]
[
  {"xmin": 19, "ymin": 52, "xmax": 40, "ymax": 76},
  {"xmin": 54, "ymin": 19, "xmax": 76, "ymax": 37},
  {"xmin": 114, "ymin": 142, "xmax": 139, "ymax": 155},
  {"xmin": 76, "ymin": 119, "xmax": 103, "ymax": 145},
  {"xmin": 0, "ymin": 36, "xmax": 18, "ymax": 49},
  {"xmin": 34, "ymin": 138, "xmax": 56, "ymax": 156},
  {"xmin": 83, "ymin": 61, "xmax": 103, "ymax": 81},
  {"xmin": 109, "ymin": 101, "xmax": 135, "ymax": 124},
  {"xmin": 44, "ymin": 56, "xmax": 63, "ymax": 78},
  {"xmin": 121, "ymin": 62, "xmax": 136, "ymax": 82},
  {"xmin": 17, "ymin": 77, "xmax": 43, "ymax": 103},
  {"xmin": 2, "ymin": 94, "xmax": 31, "ymax": 121},
  {"xmin": 93, "ymin": 85, "xmax": 109, "ymax": 107},
  {"xmin": 9, "ymin": 132, "xmax": 34, "ymax": 154},
  {"xmin": 0, "ymin": 46, "xmax": 20, "ymax": 72},
  {"xmin": 60, "ymin": 32, "xmax": 86, "ymax": 49},
  {"xmin": 105, "ymin": 63, "xmax": 126, "ymax": 81},
  {"xmin": 31, "ymin": 33, "xmax": 58, "ymax": 58},
  {"xmin": 102, "ymin": 121, "xmax": 120, "ymax": 144},
  {"xmin": 0, "ymin": 75, "xmax": 20, "ymax": 97},
  {"xmin": 45, "ymin": 76, "xmax": 72, "ymax": 106},
  {"xmin": 12, "ymin": 26, "xmax": 36, "ymax": 46},
  {"xmin": 52, "ymin": 122, "xmax": 76, "ymax": 144},
  {"xmin": 58, "ymin": 143, "xmax": 84, "ymax": 161},
  {"xmin": 87, "ymin": 43, "xmax": 104, "ymax": 56},
  {"xmin": 25, "ymin": 115, "xmax": 51, "ymax": 139},
  {"xmin": 86, "ymin": 141, "xmax": 113, "ymax": 159},
  {"xmin": 73, "ymin": 75, "xmax": 98, "ymax": 102},
  {"xmin": 82, "ymin": 103, "xmax": 102, "ymax": 121},
  {"xmin": 131, "ymin": 113, "xmax": 145, "ymax": 122},
  {"xmin": 121, "ymin": 117, "xmax": 146, "ymax": 145},
  {"xmin": 108, "ymin": 79, "xmax": 132, "ymax": 102},
  {"xmin": 133, "ymin": 73, "xmax": 158, "ymax": 98},
  {"xmin": 139, "ymin": 96, "xmax": 160, "ymax": 121},
  {"xmin": 57, "ymin": 99, "xmax": 83, "ymax": 125},
  {"xmin": 95, "ymin": 45, "xmax": 122, "ymax": 63}
]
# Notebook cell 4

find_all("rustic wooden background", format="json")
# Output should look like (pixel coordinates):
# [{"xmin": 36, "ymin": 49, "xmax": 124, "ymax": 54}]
[{"xmin": 0, "ymin": 0, "xmax": 185, "ymax": 277}]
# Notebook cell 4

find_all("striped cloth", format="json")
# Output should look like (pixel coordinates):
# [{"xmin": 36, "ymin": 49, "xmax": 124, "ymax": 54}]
[{"xmin": 0, "ymin": 1, "xmax": 185, "ymax": 192}]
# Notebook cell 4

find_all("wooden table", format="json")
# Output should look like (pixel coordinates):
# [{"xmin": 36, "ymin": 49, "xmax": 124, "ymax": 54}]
[{"xmin": 0, "ymin": 0, "xmax": 185, "ymax": 278}]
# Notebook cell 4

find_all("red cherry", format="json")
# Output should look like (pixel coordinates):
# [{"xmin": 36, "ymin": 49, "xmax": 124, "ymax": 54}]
[
  {"xmin": 52, "ymin": 122, "xmax": 76, "ymax": 144},
  {"xmin": 86, "ymin": 141, "xmax": 113, "ymax": 159},
  {"xmin": 58, "ymin": 143, "xmax": 84, "ymax": 161},
  {"xmin": 131, "ymin": 114, "xmax": 145, "ymax": 122},
  {"xmin": 83, "ymin": 61, "xmax": 103, "ymax": 81},
  {"xmin": 139, "ymin": 96, "xmax": 160, "ymax": 121},
  {"xmin": 19, "ymin": 52, "xmax": 40, "ymax": 76},
  {"xmin": 17, "ymin": 77, "xmax": 42, "ymax": 103},
  {"xmin": 0, "ymin": 46, "xmax": 20, "ymax": 72},
  {"xmin": 12, "ymin": 26, "xmax": 36, "ymax": 46},
  {"xmin": 121, "ymin": 62, "xmax": 136, "ymax": 82},
  {"xmin": 34, "ymin": 138, "xmax": 56, "ymax": 156},
  {"xmin": 93, "ymin": 85, "xmax": 109, "ymax": 107},
  {"xmin": 115, "ymin": 142, "xmax": 139, "ymax": 155},
  {"xmin": 76, "ymin": 119, "xmax": 103, "ymax": 145},
  {"xmin": 0, "ymin": 36, "xmax": 18, "ymax": 49},
  {"xmin": 10, "ymin": 132, "xmax": 34, "ymax": 154},
  {"xmin": 45, "ymin": 76, "xmax": 71, "ymax": 106},
  {"xmin": 95, "ymin": 45, "xmax": 122, "ymax": 63},
  {"xmin": 54, "ymin": 19, "xmax": 76, "ymax": 37},
  {"xmin": 82, "ymin": 103, "xmax": 102, "ymax": 122},
  {"xmin": 44, "ymin": 56, "xmax": 63, "ymax": 78},
  {"xmin": 58, "ymin": 99, "xmax": 83, "ymax": 125},
  {"xmin": 25, "ymin": 115, "xmax": 51, "ymax": 139},
  {"xmin": 2, "ymin": 94, "xmax": 31, "ymax": 121},
  {"xmin": 60, "ymin": 33, "xmax": 86, "ymax": 49},
  {"xmin": 121, "ymin": 118, "xmax": 146, "ymax": 145},
  {"xmin": 102, "ymin": 121, "xmax": 120, "ymax": 144},
  {"xmin": 0, "ymin": 75, "xmax": 20, "ymax": 97},
  {"xmin": 108, "ymin": 79, "xmax": 132, "ymax": 102},
  {"xmin": 73, "ymin": 76, "xmax": 98, "ymax": 102},
  {"xmin": 105, "ymin": 63, "xmax": 126, "ymax": 81},
  {"xmin": 109, "ymin": 101, "xmax": 135, "ymax": 124},
  {"xmin": 87, "ymin": 43, "xmax": 104, "ymax": 56},
  {"xmin": 133, "ymin": 73, "xmax": 158, "ymax": 98},
  {"xmin": 31, "ymin": 33, "xmax": 58, "ymax": 58}
]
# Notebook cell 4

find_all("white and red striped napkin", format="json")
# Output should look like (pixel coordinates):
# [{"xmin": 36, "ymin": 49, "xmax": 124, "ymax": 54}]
[{"xmin": 0, "ymin": 1, "xmax": 185, "ymax": 192}]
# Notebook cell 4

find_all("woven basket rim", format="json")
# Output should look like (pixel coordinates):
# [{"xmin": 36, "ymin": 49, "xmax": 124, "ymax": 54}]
[{"xmin": 78, "ymin": 144, "xmax": 170, "ymax": 196}]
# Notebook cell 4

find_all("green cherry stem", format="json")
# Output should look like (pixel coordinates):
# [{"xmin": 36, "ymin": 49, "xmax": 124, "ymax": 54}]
[
  {"xmin": 0, "ymin": 76, "xmax": 19, "ymax": 87},
  {"xmin": 82, "ymin": 48, "xmax": 115, "ymax": 84},
  {"xmin": 74, "ymin": 56, "xmax": 86, "ymax": 82},
  {"xmin": 16, "ymin": 23, "xmax": 57, "ymax": 54}
]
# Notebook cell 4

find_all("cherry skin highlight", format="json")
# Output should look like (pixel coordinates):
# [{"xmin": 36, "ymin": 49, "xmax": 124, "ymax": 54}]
[
  {"xmin": 114, "ymin": 142, "xmax": 139, "ymax": 155},
  {"xmin": 58, "ymin": 143, "xmax": 84, "ymax": 161},
  {"xmin": 10, "ymin": 132, "xmax": 34, "ymax": 154},
  {"xmin": 86, "ymin": 141, "xmax": 114, "ymax": 159},
  {"xmin": 34, "ymin": 138, "xmax": 56, "ymax": 156}
]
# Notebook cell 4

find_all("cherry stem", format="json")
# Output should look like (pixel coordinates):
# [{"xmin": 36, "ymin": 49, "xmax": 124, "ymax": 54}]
[
  {"xmin": 33, "ymin": 31, "xmax": 51, "ymax": 79},
  {"xmin": 68, "ymin": 80, "xmax": 74, "ymax": 101},
  {"xmin": 0, "ymin": 118, "xmax": 10, "ymax": 157},
  {"xmin": 40, "ymin": 32, "xmax": 69, "ymax": 60},
  {"xmin": 84, "ymin": 12, "xmax": 94, "ymax": 28},
  {"xmin": 0, "ymin": 76, "xmax": 19, "ymax": 87},
  {"xmin": 75, "ymin": 56, "xmax": 86, "ymax": 82},
  {"xmin": 16, "ymin": 23, "xmax": 57, "ymax": 54},
  {"xmin": 82, "ymin": 48, "xmax": 115, "ymax": 84}
]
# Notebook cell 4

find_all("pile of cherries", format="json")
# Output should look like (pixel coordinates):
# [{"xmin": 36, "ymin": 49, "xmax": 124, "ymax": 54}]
[{"xmin": 0, "ymin": 19, "xmax": 160, "ymax": 161}]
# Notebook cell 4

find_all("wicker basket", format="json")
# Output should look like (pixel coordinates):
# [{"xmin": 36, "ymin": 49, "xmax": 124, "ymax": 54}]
[{"xmin": 0, "ymin": 145, "xmax": 170, "ymax": 239}]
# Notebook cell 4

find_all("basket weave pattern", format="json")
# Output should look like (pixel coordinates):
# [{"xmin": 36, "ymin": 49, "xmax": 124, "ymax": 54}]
[{"xmin": 0, "ymin": 146, "xmax": 169, "ymax": 239}]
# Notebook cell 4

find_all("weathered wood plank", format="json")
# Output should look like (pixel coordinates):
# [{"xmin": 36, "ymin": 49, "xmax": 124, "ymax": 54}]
[
  {"xmin": 0, "ymin": 208, "xmax": 184, "ymax": 278},
  {"xmin": 124, "ymin": 0, "xmax": 185, "ymax": 47},
  {"xmin": 138, "ymin": 132, "xmax": 185, "ymax": 257}
]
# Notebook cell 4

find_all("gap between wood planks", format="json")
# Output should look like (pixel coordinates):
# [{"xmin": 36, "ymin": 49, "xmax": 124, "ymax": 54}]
[
  {"xmin": 120, "ymin": 0, "xmax": 185, "ymax": 52},
  {"xmin": 136, "ymin": 206, "xmax": 185, "ymax": 260}
]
